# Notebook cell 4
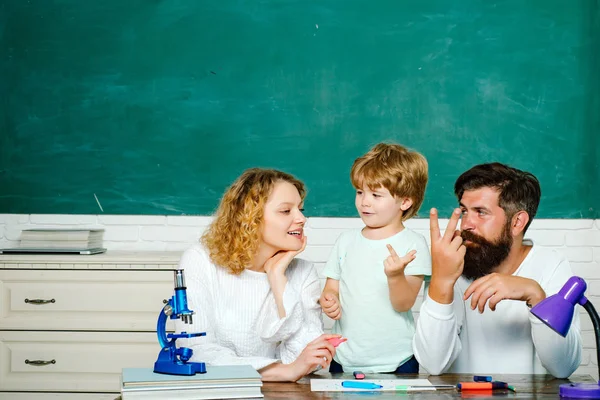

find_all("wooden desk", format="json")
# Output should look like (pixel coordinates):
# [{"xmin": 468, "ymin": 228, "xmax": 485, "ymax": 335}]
[{"xmin": 261, "ymin": 373, "xmax": 597, "ymax": 399}]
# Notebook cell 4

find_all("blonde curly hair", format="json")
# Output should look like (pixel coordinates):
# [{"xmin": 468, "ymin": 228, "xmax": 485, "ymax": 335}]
[{"xmin": 202, "ymin": 168, "xmax": 306, "ymax": 275}]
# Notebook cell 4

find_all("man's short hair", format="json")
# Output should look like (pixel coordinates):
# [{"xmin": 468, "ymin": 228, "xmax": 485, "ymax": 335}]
[{"xmin": 454, "ymin": 162, "xmax": 541, "ymax": 233}]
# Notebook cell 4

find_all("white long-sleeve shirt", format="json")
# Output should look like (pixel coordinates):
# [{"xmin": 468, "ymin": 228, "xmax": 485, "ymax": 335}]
[
  {"xmin": 413, "ymin": 243, "xmax": 582, "ymax": 378},
  {"xmin": 175, "ymin": 244, "xmax": 324, "ymax": 370}
]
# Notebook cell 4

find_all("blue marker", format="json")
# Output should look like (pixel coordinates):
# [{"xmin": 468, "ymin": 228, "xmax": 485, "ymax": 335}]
[
  {"xmin": 342, "ymin": 381, "xmax": 383, "ymax": 389},
  {"xmin": 473, "ymin": 375, "xmax": 493, "ymax": 382}
]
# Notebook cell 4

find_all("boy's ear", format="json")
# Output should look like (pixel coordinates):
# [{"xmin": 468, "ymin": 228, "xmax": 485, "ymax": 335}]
[{"xmin": 399, "ymin": 197, "xmax": 413, "ymax": 211}]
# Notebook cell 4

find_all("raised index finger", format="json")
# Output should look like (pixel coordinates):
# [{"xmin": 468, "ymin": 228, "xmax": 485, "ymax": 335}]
[
  {"xmin": 429, "ymin": 208, "xmax": 441, "ymax": 241},
  {"xmin": 386, "ymin": 244, "xmax": 400, "ymax": 260},
  {"xmin": 442, "ymin": 209, "xmax": 462, "ymax": 242}
]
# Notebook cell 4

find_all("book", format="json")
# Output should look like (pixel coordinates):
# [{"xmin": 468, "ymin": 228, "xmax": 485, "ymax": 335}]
[
  {"xmin": 121, "ymin": 385, "xmax": 263, "ymax": 400},
  {"xmin": 19, "ymin": 240, "xmax": 104, "ymax": 248},
  {"xmin": 18, "ymin": 229, "xmax": 104, "ymax": 250},
  {"xmin": 122, "ymin": 365, "xmax": 262, "ymax": 388},
  {"xmin": 121, "ymin": 365, "xmax": 263, "ymax": 400},
  {"xmin": 0, "ymin": 247, "xmax": 106, "ymax": 255},
  {"xmin": 19, "ymin": 229, "xmax": 104, "ymax": 241}
]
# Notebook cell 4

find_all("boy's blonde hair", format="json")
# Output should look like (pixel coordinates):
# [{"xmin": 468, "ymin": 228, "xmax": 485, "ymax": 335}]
[
  {"xmin": 351, "ymin": 143, "xmax": 428, "ymax": 220},
  {"xmin": 202, "ymin": 168, "xmax": 306, "ymax": 275}
]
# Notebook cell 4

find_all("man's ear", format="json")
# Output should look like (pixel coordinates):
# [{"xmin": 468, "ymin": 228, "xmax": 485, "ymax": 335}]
[
  {"xmin": 511, "ymin": 211, "xmax": 530, "ymax": 236},
  {"xmin": 399, "ymin": 197, "xmax": 413, "ymax": 211}
]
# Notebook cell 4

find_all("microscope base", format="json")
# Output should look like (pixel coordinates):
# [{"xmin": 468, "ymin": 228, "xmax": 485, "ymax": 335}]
[
  {"xmin": 153, "ymin": 347, "xmax": 207, "ymax": 376},
  {"xmin": 153, "ymin": 360, "xmax": 207, "ymax": 376}
]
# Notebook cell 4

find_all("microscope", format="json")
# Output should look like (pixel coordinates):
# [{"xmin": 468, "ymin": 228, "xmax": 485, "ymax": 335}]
[{"xmin": 153, "ymin": 269, "xmax": 207, "ymax": 375}]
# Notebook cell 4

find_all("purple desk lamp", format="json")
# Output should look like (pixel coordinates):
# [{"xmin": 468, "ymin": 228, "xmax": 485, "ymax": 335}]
[{"xmin": 530, "ymin": 276, "xmax": 600, "ymax": 398}]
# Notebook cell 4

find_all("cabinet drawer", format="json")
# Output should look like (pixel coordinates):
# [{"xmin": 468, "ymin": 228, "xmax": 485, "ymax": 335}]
[
  {"xmin": 0, "ymin": 270, "xmax": 174, "ymax": 331},
  {"xmin": 0, "ymin": 331, "xmax": 163, "ymax": 392}
]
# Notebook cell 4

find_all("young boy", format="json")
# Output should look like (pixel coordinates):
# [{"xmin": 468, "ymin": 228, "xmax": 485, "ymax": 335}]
[{"xmin": 320, "ymin": 142, "xmax": 431, "ymax": 373}]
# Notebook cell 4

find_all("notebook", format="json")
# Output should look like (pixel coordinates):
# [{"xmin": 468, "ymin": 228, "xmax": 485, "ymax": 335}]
[
  {"xmin": 121, "ymin": 365, "xmax": 263, "ymax": 400},
  {"xmin": 0, "ymin": 247, "xmax": 107, "ymax": 255}
]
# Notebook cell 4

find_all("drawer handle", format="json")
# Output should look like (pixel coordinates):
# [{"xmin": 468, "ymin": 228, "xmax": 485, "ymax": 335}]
[
  {"xmin": 25, "ymin": 359, "xmax": 56, "ymax": 366},
  {"xmin": 24, "ymin": 298, "xmax": 56, "ymax": 305}
]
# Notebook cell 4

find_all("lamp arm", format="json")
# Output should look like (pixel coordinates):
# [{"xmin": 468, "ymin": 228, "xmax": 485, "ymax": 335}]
[{"xmin": 582, "ymin": 300, "xmax": 600, "ymax": 381}]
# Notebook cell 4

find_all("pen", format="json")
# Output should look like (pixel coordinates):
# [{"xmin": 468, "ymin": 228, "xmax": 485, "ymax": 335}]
[
  {"xmin": 457, "ymin": 382, "xmax": 508, "ymax": 390},
  {"xmin": 396, "ymin": 385, "xmax": 456, "ymax": 391},
  {"xmin": 341, "ymin": 381, "xmax": 383, "ymax": 389}
]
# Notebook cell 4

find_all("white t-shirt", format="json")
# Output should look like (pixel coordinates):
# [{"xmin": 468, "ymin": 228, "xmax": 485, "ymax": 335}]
[
  {"xmin": 323, "ymin": 227, "xmax": 431, "ymax": 372},
  {"xmin": 413, "ymin": 242, "xmax": 582, "ymax": 378},
  {"xmin": 176, "ymin": 244, "xmax": 324, "ymax": 370}
]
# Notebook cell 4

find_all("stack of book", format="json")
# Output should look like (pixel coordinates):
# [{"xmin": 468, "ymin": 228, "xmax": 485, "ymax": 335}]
[
  {"xmin": 18, "ymin": 229, "xmax": 105, "ymax": 250},
  {"xmin": 121, "ymin": 365, "xmax": 263, "ymax": 400}
]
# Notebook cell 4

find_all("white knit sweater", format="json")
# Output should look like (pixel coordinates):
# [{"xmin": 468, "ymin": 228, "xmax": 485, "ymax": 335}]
[
  {"xmin": 175, "ymin": 244, "xmax": 324, "ymax": 370},
  {"xmin": 413, "ymin": 244, "xmax": 582, "ymax": 378}
]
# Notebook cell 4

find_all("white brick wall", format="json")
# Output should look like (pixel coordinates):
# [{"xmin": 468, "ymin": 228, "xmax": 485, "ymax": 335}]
[{"xmin": 1, "ymin": 214, "xmax": 599, "ymax": 378}]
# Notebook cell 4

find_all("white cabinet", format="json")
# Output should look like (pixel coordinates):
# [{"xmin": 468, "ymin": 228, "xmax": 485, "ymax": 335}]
[
  {"xmin": 0, "ymin": 331, "xmax": 158, "ymax": 392},
  {"xmin": 0, "ymin": 252, "xmax": 181, "ymax": 398}
]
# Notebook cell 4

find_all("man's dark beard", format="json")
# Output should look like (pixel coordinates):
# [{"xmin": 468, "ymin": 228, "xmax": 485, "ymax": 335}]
[{"xmin": 461, "ymin": 224, "xmax": 513, "ymax": 280}]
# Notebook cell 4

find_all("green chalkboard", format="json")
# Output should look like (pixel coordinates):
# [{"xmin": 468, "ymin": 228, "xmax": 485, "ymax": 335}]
[{"xmin": 1, "ymin": 1, "xmax": 598, "ymax": 217}]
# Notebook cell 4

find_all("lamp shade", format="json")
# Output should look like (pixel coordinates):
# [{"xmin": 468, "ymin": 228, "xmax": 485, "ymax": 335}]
[
  {"xmin": 530, "ymin": 276, "xmax": 587, "ymax": 337},
  {"xmin": 530, "ymin": 276, "xmax": 600, "ymax": 399}
]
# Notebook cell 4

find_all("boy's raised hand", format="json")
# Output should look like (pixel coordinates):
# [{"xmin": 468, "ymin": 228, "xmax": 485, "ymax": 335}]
[
  {"xmin": 428, "ymin": 208, "xmax": 466, "ymax": 303},
  {"xmin": 319, "ymin": 292, "xmax": 342, "ymax": 320},
  {"xmin": 384, "ymin": 244, "xmax": 416, "ymax": 278}
]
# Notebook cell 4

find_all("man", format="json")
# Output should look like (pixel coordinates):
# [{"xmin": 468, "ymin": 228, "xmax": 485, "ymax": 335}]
[{"xmin": 413, "ymin": 163, "xmax": 582, "ymax": 377}]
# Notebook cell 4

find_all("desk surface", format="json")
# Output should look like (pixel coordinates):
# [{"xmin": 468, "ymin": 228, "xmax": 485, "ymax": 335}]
[{"xmin": 261, "ymin": 373, "xmax": 597, "ymax": 399}]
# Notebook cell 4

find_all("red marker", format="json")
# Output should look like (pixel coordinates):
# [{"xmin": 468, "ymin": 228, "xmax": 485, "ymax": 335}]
[
  {"xmin": 457, "ymin": 382, "xmax": 508, "ymax": 390},
  {"xmin": 327, "ymin": 337, "xmax": 347, "ymax": 347}
]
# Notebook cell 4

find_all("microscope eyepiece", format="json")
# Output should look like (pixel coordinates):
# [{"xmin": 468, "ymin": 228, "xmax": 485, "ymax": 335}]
[{"xmin": 174, "ymin": 269, "xmax": 186, "ymax": 289}]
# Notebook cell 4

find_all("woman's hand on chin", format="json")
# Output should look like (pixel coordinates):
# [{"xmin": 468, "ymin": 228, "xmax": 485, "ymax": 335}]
[{"xmin": 264, "ymin": 236, "xmax": 307, "ymax": 277}]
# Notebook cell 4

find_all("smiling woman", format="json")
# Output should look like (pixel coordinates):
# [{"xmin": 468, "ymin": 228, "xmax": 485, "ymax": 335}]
[{"xmin": 175, "ymin": 168, "xmax": 340, "ymax": 382}]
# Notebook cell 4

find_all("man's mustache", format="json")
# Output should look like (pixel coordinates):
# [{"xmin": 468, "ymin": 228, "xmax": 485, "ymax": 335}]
[{"xmin": 460, "ymin": 230, "xmax": 490, "ymax": 246}]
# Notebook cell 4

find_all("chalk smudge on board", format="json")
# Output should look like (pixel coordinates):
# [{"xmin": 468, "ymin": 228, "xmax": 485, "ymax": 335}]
[{"xmin": 94, "ymin": 193, "xmax": 104, "ymax": 212}]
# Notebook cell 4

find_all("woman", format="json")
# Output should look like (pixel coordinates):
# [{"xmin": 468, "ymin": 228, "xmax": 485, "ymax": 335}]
[{"xmin": 177, "ymin": 168, "xmax": 338, "ymax": 382}]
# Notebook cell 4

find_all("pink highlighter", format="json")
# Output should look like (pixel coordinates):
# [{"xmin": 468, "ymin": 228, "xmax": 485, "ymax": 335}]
[{"xmin": 327, "ymin": 337, "xmax": 347, "ymax": 347}]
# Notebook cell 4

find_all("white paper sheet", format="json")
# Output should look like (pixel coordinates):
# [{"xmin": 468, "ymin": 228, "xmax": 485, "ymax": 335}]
[{"xmin": 310, "ymin": 378, "xmax": 435, "ymax": 392}]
